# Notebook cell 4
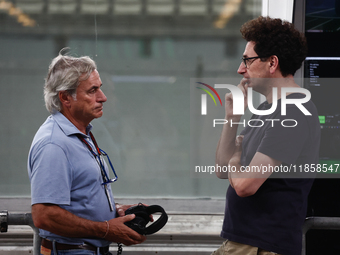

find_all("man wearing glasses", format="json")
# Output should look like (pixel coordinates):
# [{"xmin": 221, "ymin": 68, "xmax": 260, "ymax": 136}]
[
  {"xmin": 212, "ymin": 17, "xmax": 320, "ymax": 255},
  {"xmin": 28, "ymin": 51, "xmax": 146, "ymax": 255}
]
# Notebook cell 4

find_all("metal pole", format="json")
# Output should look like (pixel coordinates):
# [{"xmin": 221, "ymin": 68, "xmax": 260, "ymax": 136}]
[
  {"xmin": 302, "ymin": 217, "xmax": 340, "ymax": 255},
  {"xmin": 1, "ymin": 211, "xmax": 40, "ymax": 255}
]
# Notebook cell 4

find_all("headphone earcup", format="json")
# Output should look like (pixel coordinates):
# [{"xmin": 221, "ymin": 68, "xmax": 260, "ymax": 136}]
[
  {"xmin": 124, "ymin": 204, "xmax": 168, "ymax": 235},
  {"xmin": 133, "ymin": 210, "xmax": 150, "ymax": 226}
]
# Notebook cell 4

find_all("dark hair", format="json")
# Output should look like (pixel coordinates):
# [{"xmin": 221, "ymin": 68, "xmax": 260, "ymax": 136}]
[{"xmin": 240, "ymin": 16, "xmax": 307, "ymax": 77}]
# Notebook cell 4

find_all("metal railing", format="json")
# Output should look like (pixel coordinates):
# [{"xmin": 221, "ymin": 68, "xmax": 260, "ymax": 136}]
[
  {"xmin": 301, "ymin": 217, "xmax": 340, "ymax": 255},
  {"xmin": 1, "ymin": 211, "xmax": 340, "ymax": 255},
  {"xmin": 0, "ymin": 210, "xmax": 40, "ymax": 255}
]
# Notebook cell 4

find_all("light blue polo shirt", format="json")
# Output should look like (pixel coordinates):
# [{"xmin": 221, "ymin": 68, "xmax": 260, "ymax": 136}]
[{"xmin": 28, "ymin": 111, "xmax": 116, "ymax": 247}]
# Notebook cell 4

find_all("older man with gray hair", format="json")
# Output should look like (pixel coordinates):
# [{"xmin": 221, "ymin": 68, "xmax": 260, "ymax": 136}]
[{"xmin": 28, "ymin": 50, "xmax": 146, "ymax": 255}]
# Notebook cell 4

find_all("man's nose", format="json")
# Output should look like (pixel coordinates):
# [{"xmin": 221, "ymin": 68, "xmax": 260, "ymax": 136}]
[
  {"xmin": 237, "ymin": 62, "xmax": 246, "ymax": 75},
  {"xmin": 98, "ymin": 89, "xmax": 107, "ymax": 102}
]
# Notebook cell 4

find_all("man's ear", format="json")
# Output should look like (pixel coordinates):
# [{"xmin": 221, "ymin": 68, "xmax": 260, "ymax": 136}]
[
  {"xmin": 269, "ymin": 55, "xmax": 279, "ymax": 74},
  {"xmin": 59, "ymin": 91, "xmax": 72, "ymax": 109}
]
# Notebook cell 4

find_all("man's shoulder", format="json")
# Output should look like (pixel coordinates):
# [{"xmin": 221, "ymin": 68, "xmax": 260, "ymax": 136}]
[
  {"xmin": 31, "ymin": 115, "xmax": 71, "ymax": 151},
  {"xmin": 268, "ymin": 93, "xmax": 319, "ymax": 126},
  {"xmin": 285, "ymin": 93, "xmax": 320, "ymax": 128}
]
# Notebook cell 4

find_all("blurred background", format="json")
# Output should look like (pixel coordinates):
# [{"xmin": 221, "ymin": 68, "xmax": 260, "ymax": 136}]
[
  {"xmin": 0, "ymin": 0, "xmax": 262, "ymax": 199},
  {"xmin": 3, "ymin": 1, "xmax": 340, "ymax": 254}
]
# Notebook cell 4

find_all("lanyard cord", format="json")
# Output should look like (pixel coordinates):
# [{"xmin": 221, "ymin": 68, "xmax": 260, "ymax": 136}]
[
  {"xmin": 76, "ymin": 132, "xmax": 118, "ymax": 186},
  {"xmin": 76, "ymin": 132, "xmax": 108, "ymax": 184},
  {"xmin": 76, "ymin": 132, "xmax": 114, "ymax": 212},
  {"xmin": 77, "ymin": 133, "xmax": 123, "ymax": 253},
  {"xmin": 77, "ymin": 132, "xmax": 101, "ymax": 157}
]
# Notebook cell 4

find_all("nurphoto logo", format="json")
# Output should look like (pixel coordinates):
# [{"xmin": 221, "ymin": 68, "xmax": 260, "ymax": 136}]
[{"xmin": 196, "ymin": 82, "xmax": 312, "ymax": 128}]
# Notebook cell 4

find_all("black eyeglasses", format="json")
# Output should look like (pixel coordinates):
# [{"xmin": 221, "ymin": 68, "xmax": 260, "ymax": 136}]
[{"xmin": 241, "ymin": 56, "xmax": 265, "ymax": 68}]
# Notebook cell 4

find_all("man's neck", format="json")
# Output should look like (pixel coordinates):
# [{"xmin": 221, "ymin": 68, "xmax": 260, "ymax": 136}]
[
  {"xmin": 265, "ymin": 75, "xmax": 299, "ymax": 104},
  {"xmin": 60, "ymin": 110, "xmax": 89, "ymax": 135}
]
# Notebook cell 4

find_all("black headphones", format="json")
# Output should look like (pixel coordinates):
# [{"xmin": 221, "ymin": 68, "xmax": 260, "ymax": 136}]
[{"xmin": 124, "ymin": 203, "xmax": 168, "ymax": 235}]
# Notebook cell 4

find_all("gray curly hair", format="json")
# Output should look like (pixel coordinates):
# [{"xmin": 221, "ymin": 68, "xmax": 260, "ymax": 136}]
[{"xmin": 44, "ymin": 49, "xmax": 97, "ymax": 113}]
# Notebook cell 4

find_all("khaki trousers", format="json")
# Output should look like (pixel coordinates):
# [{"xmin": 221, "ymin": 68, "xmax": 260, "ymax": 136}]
[{"xmin": 211, "ymin": 240, "xmax": 281, "ymax": 255}]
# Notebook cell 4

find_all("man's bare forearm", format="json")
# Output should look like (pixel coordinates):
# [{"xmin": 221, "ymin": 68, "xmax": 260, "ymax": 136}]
[
  {"xmin": 32, "ymin": 204, "xmax": 107, "ymax": 239},
  {"xmin": 32, "ymin": 203, "xmax": 146, "ymax": 245},
  {"xmin": 216, "ymin": 81, "xmax": 248, "ymax": 179},
  {"xmin": 215, "ymin": 117, "xmax": 241, "ymax": 178},
  {"xmin": 216, "ymin": 124, "xmax": 238, "ymax": 166}
]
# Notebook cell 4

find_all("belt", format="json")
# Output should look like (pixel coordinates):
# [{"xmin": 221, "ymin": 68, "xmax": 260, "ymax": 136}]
[{"xmin": 41, "ymin": 238, "xmax": 110, "ymax": 254}]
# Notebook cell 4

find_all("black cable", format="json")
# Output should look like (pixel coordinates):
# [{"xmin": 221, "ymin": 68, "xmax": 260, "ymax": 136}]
[{"xmin": 117, "ymin": 242, "xmax": 123, "ymax": 255}]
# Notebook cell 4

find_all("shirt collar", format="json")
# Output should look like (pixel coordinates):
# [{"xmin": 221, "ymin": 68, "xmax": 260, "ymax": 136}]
[{"xmin": 52, "ymin": 111, "xmax": 93, "ymax": 137}]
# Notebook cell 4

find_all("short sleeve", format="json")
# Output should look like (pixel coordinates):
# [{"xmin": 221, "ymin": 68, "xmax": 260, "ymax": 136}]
[
  {"xmin": 30, "ymin": 143, "xmax": 72, "ymax": 205},
  {"xmin": 257, "ymin": 107, "xmax": 309, "ymax": 165}
]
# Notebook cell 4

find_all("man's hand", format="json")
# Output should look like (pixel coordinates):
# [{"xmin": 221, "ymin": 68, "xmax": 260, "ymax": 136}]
[
  {"xmin": 116, "ymin": 203, "xmax": 134, "ymax": 217},
  {"xmin": 105, "ymin": 215, "xmax": 147, "ymax": 245},
  {"xmin": 116, "ymin": 203, "xmax": 154, "ymax": 222},
  {"xmin": 225, "ymin": 79, "xmax": 248, "ymax": 120}
]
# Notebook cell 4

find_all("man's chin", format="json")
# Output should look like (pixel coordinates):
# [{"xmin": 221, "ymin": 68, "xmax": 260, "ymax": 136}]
[
  {"xmin": 245, "ymin": 81, "xmax": 253, "ymax": 88},
  {"xmin": 94, "ymin": 111, "xmax": 104, "ymax": 119}
]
